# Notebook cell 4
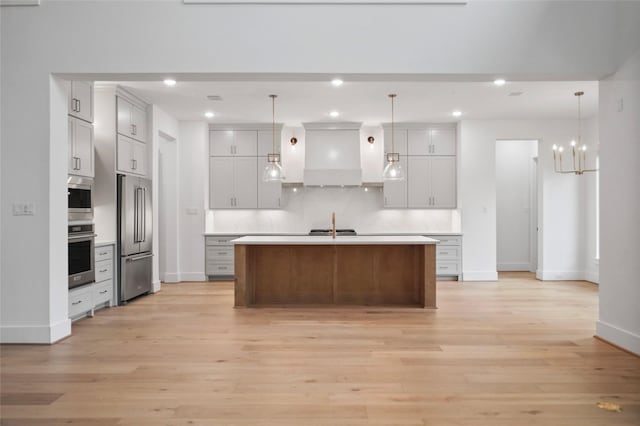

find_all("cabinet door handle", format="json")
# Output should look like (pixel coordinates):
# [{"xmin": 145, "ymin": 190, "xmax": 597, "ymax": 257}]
[
  {"xmin": 384, "ymin": 196, "xmax": 387, "ymax": 206},
  {"xmin": 99, "ymin": 268, "xmax": 108, "ymax": 273},
  {"xmin": 78, "ymin": 157, "xmax": 81, "ymax": 171},
  {"xmin": 72, "ymin": 300, "xmax": 82, "ymax": 306},
  {"xmin": 99, "ymin": 290, "xmax": 108, "ymax": 295},
  {"xmin": 77, "ymin": 99, "xmax": 81, "ymax": 113},
  {"xmin": 99, "ymin": 251, "xmax": 108, "ymax": 256},
  {"xmin": 278, "ymin": 197, "xmax": 280, "ymax": 207}
]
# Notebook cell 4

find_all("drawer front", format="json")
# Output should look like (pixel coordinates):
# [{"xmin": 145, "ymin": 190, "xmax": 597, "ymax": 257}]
[
  {"xmin": 206, "ymin": 262, "xmax": 234, "ymax": 275},
  {"xmin": 436, "ymin": 262, "xmax": 459, "ymax": 276},
  {"xmin": 69, "ymin": 288, "xmax": 93, "ymax": 317},
  {"xmin": 95, "ymin": 245, "xmax": 114, "ymax": 262},
  {"xmin": 206, "ymin": 246, "xmax": 234, "ymax": 261},
  {"xmin": 206, "ymin": 236, "xmax": 239, "ymax": 246},
  {"xmin": 429, "ymin": 235, "xmax": 461, "ymax": 246},
  {"xmin": 93, "ymin": 280, "xmax": 113, "ymax": 306},
  {"xmin": 95, "ymin": 259, "xmax": 113, "ymax": 282},
  {"xmin": 435, "ymin": 246, "xmax": 460, "ymax": 261}
]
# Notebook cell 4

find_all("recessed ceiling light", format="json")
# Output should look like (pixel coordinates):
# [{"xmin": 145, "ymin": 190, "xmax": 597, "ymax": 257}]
[
  {"xmin": 331, "ymin": 79, "xmax": 343, "ymax": 87},
  {"xmin": 493, "ymin": 78, "xmax": 506, "ymax": 86},
  {"xmin": 330, "ymin": 111, "xmax": 340, "ymax": 118},
  {"xmin": 452, "ymin": 110, "xmax": 462, "ymax": 117},
  {"xmin": 205, "ymin": 111, "xmax": 215, "ymax": 118},
  {"xmin": 163, "ymin": 79, "xmax": 177, "ymax": 87}
]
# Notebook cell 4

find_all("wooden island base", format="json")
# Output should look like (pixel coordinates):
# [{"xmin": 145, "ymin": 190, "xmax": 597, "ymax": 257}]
[{"xmin": 234, "ymin": 244, "xmax": 436, "ymax": 308}]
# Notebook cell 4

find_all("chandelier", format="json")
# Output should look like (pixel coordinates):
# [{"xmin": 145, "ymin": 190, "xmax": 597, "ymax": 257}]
[{"xmin": 552, "ymin": 91, "xmax": 598, "ymax": 175}]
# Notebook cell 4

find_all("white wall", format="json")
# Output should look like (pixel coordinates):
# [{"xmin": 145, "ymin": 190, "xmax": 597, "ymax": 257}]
[
  {"xmin": 177, "ymin": 122, "xmax": 208, "ymax": 282},
  {"xmin": 459, "ymin": 119, "xmax": 597, "ymax": 281},
  {"xmin": 151, "ymin": 106, "xmax": 179, "ymax": 291},
  {"xmin": 583, "ymin": 117, "xmax": 600, "ymax": 284},
  {"xmin": 1, "ymin": 1, "xmax": 639, "ymax": 343},
  {"xmin": 158, "ymin": 134, "xmax": 178, "ymax": 283},
  {"xmin": 496, "ymin": 140, "xmax": 538, "ymax": 271},
  {"xmin": 597, "ymin": 49, "xmax": 640, "ymax": 355}
]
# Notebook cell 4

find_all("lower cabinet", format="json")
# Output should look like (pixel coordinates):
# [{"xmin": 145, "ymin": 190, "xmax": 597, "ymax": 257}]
[
  {"xmin": 427, "ymin": 234, "xmax": 462, "ymax": 280},
  {"xmin": 205, "ymin": 235, "xmax": 238, "ymax": 279},
  {"xmin": 68, "ymin": 243, "xmax": 116, "ymax": 321}
]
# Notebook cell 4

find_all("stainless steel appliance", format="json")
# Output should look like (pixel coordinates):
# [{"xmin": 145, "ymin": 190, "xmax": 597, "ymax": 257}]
[
  {"xmin": 68, "ymin": 223, "xmax": 95, "ymax": 289},
  {"xmin": 308, "ymin": 229, "xmax": 357, "ymax": 236},
  {"xmin": 117, "ymin": 175, "xmax": 153, "ymax": 304},
  {"xmin": 68, "ymin": 176, "xmax": 94, "ymax": 221}
]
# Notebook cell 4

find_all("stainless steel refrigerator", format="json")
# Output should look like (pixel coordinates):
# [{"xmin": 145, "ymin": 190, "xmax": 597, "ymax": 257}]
[{"xmin": 117, "ymin": 174, "xmax": 153, "ymax": 304}]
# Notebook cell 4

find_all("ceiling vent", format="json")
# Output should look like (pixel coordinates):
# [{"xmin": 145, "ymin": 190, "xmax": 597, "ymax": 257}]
[
  {"xmin": 206, "ymin": 95, "xmax": 224, "ymax": 101},
  {"xmin": 508, "ymin": 91, "xmax": 524, "ymax": 97}
]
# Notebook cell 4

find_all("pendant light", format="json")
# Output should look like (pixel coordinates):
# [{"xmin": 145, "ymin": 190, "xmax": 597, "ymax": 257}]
[
  {"xmin": 551, "ymin": 91, "xmax": 598, "ymax": 175},
  {"xmin": 383, "ymin": 94, "xmax": 405, "ymax": 181},
  {"xmin": 262, "ymin": 94, "xmax": 284, "ymax": 182}
]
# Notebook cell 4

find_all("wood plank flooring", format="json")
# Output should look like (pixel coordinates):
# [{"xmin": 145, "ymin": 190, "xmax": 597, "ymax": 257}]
[{"xmin": 1, "ymin": 272, "xmax": 639, "ymax": 425}]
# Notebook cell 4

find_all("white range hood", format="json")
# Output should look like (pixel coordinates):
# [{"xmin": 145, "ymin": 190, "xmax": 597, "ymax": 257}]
[{"xmin": 303, "ymin": 122, "xmax": 362, "ymax": 186}]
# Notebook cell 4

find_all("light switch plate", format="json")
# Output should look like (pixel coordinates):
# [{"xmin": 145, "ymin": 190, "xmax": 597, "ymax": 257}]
[
  {"xmin": 186, "ymin": 208, "xmax": 199, "ymax": 215},
  {"xmin": 12, "ymin": 203, "xmax": 35, "ymax": 216}
]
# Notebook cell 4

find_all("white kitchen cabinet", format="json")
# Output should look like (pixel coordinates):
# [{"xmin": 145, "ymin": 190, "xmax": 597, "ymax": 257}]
[
  {"xmin": 408, "ymin": 128, "xmax": 456, "ymax": 156},
  {"xmin": 257, "ymin": 129, "xmax": 283, "ymax": 157},
  {"xmin": 383, "ymin": 155, "xmax": 408, "ymax": 208},
  {"xmin": 68, "ymin": 116, "xmax": 94, "ymax": 177},
  {"xmin": 205, "ymin": 235, "xmax": 238, "ymax": 278},
  {"xmin": 407, "ymin": 156, "xmax": 456, "ymax": 208},
  {"xmin": 117, "ymin": 134, "xmax": 147, "ymax": 176},
  {"xmin": 383, "ymin": 128, "xmax": 408, "ymax": 156},
  {"xmin": 68, "ymin": 81, "xmax": 94, "ymax": 123},
  {"xmin": 210, "ymin": 130, "xmax": 257, "ymax": 156},
  {"xmin": 117, "ymin": 96, "xmax": 147, "ymax": 143},
  {"xmin": 427, "ymin": 234, "xmax": 462, "ymax": 280},
  {"xmin": 257, "ymin": 156, "xmax": 282, "ymax": 208},
  {"xmin": 209, "ymin": 157, "xmax": 257, "ymax": 209}
]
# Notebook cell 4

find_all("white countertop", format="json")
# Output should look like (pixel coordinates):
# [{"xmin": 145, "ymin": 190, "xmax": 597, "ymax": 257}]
[
  {"xmin": 95, "ymin": 240, "xmax": 116, "ymax": 247},
  {"xmin": 232, "ymin": 235, "xmax": 438, "ymax": 245}
]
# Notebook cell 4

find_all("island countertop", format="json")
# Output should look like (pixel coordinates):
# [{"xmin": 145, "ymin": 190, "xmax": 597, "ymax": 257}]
[{"xmin": 232, "ymin": 235, "xmax": 438, "ymax": 245}]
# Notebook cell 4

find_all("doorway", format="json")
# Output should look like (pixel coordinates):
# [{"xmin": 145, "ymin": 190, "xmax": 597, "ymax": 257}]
[
  {"xmin": 158, "ymin": 132, "xmax": 178, "ymax": 283},
  {"xmin": 496, "ymin": 140, "xmax": 539, "ymax": 272}
]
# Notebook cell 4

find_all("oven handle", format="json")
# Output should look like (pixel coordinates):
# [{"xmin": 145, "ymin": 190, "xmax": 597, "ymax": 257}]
[{"xmin": 68, "ymin": 233, "xmax": 98, "ymax": 240}]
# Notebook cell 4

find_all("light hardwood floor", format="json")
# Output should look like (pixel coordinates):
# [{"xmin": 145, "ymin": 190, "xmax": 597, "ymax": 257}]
[{"xmin": 1, "ymin": 273, "xmax": 639, "ymax": 425}]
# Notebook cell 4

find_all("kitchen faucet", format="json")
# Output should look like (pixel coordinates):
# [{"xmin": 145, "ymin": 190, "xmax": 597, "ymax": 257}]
[{"xmin": 331, "ymin": 212, "xmax": 336, "ymax": 239}]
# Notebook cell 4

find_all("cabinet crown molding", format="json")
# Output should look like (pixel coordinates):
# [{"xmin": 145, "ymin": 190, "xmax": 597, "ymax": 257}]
[
  {"xmin": 209, "ymin": 123, "xmax": 283, "ymax": 131},
  {"xmin": 382, "ymin": 123, "xmax": 457, "ymax": 130},
  {"xmin": 116, "ymin": 86, "xmax": 149, "ymax": 109},
  {"xmin": 302, "ymin": 122, "xmax": 362, "ymax": 131}
]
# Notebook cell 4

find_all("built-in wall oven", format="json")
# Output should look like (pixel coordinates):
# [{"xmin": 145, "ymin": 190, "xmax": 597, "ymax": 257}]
[
  {"xmin": 68, "ymin": 223, "xmax": 95, "ymax": 289},
  {"xmin": 68, "ymin": 176, "xmax": 93, "ymax": 221}
]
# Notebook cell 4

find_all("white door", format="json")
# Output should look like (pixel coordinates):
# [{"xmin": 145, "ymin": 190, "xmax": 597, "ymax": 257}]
[
  {"xmin": 233, "ymin": 131, "xmax": 258, "ymax": 156},
  {"xmin": 117, "ymin": 97, "xmax": 133, "ymax": 137},
  {"xmin": 233, "ymin": 157, "xmax": 257, "ymax": 208},
  {"xmin": 70, "ymin": 81, "xmax": 93, "ymax": 123},
  {"xmin": 383, "ymin": 128, "xmax": 408, "ymax": 156},
  {"xmin": 430, "ymin": 156, "xmax": 456, "ymax": 208},
  {"xmin": 430, "ymin": 128, "xmax": 456, "ymax": 156},
  {"xmin": 407, "ymin": 130, "xmax": 430, "ymax": 155},
  {"xmin": 257, "ymin": 156, "xmax": 282, "ymax": 208},
  {"xmin": 131, "ymin": 140, "xmax": 147, "ymax": 176},
  {"xmin": 209, "ymin": 157, "xmax": 234, "ymax": 208},
  {"xmin": 117, "ymin": 134, "xmax": 133, "ymax": 174},
  {"xmin": 383, "ymin": 155, "xmax": 407, "ymax": 208},
  {"xmin": 210, "ymin": 130, "xmax": 235, "ymax": 156},
  {"xmin": 73, "ymin": 118, "xmax": 94, "ymax": 177},
  {"xmin": 407, "ymin": 156, "xmax": 430, "ymax": 208},
  {"xmin": 131, "ymin": 104, "xmax": 146, "ymax": 142}
]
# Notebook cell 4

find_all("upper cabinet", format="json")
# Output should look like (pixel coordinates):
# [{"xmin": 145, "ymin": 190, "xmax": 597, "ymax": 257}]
[
  {"xmin": 68, "ymin": 81, "xmax": 94, "ymax": 123},
  {"xmin": 117, "ymin": 96, "xmax": 147, "ymax": 143},
  {"xmin": 407, "ymin": 128, "xmax": 456, "ymax": 156},
  {"xmin": 210, "ymin": 130, "xmax": 257, "ymax": 156},
  {"xmin": 117, "ymin": 134, "xmax": 147, "ymax": 177},
  {"xmin": 68, "ymin": 116, "xmax": 94, "ymax": 177},
  {"xmin": 257, "ymin": 127, "xmax": 283, "ymax": 157},
  {"xmin": 383, "ymin": 128, "xmax": 408, "ymax": 156}
]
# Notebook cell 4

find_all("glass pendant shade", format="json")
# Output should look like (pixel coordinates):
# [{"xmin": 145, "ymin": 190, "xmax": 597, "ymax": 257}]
[
  {"xmin": 383, "ymin": 160, "xmax": 404, "ymax": 181},
  {"xmin": 263, "ymin": 159, "xmax": 284, "ymax": 182}
]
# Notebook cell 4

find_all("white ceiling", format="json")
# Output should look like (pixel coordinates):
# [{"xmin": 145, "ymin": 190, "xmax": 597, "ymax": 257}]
[{"xmin": 111, "ymin": 80, "xmax": 598, "ymax": 126}]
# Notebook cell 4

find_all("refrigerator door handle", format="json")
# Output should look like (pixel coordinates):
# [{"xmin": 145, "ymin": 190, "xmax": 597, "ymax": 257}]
[
  {"xmin": 142, "ymin": 187, "xmax": 146, "ymax": 242},
  {"xmin": 126, "ymin": 253, "xmax": 153, "ymax": 262},
  {"xmin": 133, "ymin": 186, "xmax": 139, "ymax": 243}
]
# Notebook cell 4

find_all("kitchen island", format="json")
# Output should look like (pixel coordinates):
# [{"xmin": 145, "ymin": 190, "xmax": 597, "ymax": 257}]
[{"xmin": 233, "ymin": 235, "xmax": 438, "ymax": 308}]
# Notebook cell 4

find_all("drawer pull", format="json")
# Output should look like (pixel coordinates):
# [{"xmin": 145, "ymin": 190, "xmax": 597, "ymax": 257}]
[
  {"xmin": 440, "ymin": 266, "xmax": 449, "ymax": 269},
  {"xmin": 218, "ymin": 252, "xmax": 227, "ymax": 255},
  {"xmin": 99, "ymin": 269, "xmax": 108, "ymax": 273},
  {"xmin": 439, "ymin": 252, "xmax": 448, "ymax": 255},
  {"xmin": 99, "ymin": 251, "xmax": 108, "ymax": 256},
  {"xmin": 72, "ymin": 300, "xmax": 83, "ymax": 305},
  {"xmin": 99, "ymin": 290, "xmax": 108, "ymax": 295},
  {"xmin": 218, "ymin": 266, "xmax": 228, "ymax": 270}
]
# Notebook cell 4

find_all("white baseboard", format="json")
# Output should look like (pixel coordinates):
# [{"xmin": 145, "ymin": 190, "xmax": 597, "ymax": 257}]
[
  {"xmin": 462, "ymin": 271, "xmax": 498, "ymax": 281},
  {"xmin": 180, "ymin": 272, "xmax": 207, "ymax": 282},
  {"xmin": 152, "ymin": 280, "xmax": 161, "ymax": 293},
  {"xmin": 584, "ymin": 271, "xmax": 599, "ymax": 284},
  {"xmin": 497, "ymin": 263, "xmax": 531, "ymax": 271},
  {"xmin": 596, "ymin": 320, "xmax": 640, "ymax": 356},
  {"xmin": 162, "ymin": 272, "xmax": 181, "ymax": 283},
  {"xmin": 536, "ymin": 270, "xmax": 584, "ymax": 281},
  {"xmin": 1, "ymin": 318, "xmax": 71, "ymax": 344}
]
